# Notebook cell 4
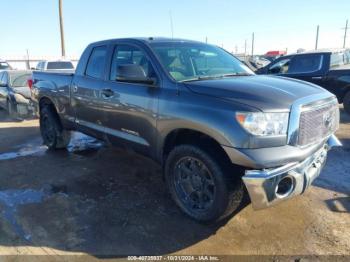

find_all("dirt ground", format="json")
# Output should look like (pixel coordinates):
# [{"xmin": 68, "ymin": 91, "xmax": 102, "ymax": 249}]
[{"xmin": 0, "ymin": 106, "xmax": 349, "ymax": 259}]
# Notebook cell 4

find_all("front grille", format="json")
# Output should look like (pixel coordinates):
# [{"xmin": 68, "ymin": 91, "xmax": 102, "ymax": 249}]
[{"xmin": 298, "ymin": 100, "xmax": 339, "ymax": 146}]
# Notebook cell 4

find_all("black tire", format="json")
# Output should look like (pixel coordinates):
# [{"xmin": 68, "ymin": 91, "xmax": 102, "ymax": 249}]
[
  {"xmin": 165, "ymin": 144, "xmax": 244, "ymax": 223},
  {"xmin": 40, "ymin": 104, "xmax": 71, "ymax": 149},
  {"xmin": 343, "ymin": 91, "xmax": 350, "ymax": 115}
]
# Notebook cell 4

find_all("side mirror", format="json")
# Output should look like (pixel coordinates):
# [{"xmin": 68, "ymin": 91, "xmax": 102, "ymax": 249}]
[{"xmin": 116, "ymin": 64, "xmax": 155, "ymax": 85}]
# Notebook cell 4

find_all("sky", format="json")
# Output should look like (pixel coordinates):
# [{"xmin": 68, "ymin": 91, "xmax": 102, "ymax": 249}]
[{"xmin": 1, "ymin": 0, "xmax": 349, "ymax": 58}]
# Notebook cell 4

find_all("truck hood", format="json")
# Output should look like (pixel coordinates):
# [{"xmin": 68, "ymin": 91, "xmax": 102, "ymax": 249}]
[{"xmin": 184, "ymin": 75, "xmax": 327, "ymax": 111}]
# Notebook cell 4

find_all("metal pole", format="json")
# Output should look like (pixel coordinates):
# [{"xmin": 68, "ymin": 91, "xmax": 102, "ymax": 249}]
[
  {"xmin": 59, "ymin": 0, "xmax": 66, "ymax": 57},
  {"xmin": 169, "ymin": 11, "xmax": 174, "ymax": 39},
  {"xmin": 343, "ymin": 19, "xmax": 348, "ymax": 48},
  {"xmin": 26, "ymin": 49, "xmax": 30, "ymax": 70},
  {"xmin": 315, "ymin": 25, "xmax": 319, "ymax": 50},
  {"xmin": 251, "ymin": 33, "xmax": 254, "ymax": 56},
  {"xmin": 244, "ymin": 39, "xmax": 247, "ymax": 57},
  {"xmin": 205, "ymin": 36, "xmax": 208, "ymax": 44}
]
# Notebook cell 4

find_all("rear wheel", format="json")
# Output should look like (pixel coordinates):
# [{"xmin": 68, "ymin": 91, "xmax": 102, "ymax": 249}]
[
  {"xmin": 165, "ymin": 144, "xmax": 244, "ymax": 223},
  {"xmin": 40, "ymin": 104, "xmax": 71, "ymax": 149},
  {"xmin": 343, "ymin": 91, "xmax": 350, "ymax": 115}
]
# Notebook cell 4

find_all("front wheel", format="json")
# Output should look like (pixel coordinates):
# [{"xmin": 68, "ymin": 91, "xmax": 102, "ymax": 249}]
[
  {"xmin": 165, "ymin": 145, "xmax": 244, "ymax": 223},
  {"xmin": 40, "ymin": 105, "xmax": 71, "ymax": 149},
  {"xmin": 343, "ymin": 91, "xmax": 350, "ymax": 115}
]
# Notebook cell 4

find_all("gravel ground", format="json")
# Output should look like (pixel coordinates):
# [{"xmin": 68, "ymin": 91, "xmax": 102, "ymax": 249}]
[{"xmin": 0, "ymin": 107, "xmax": 348, "ymax": 259}]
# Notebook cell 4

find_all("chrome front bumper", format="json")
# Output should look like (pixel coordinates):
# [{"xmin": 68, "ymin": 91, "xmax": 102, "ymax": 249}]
[{"xmin": 242, "ymin": 135, "xmax": 342, "ymax": 210}]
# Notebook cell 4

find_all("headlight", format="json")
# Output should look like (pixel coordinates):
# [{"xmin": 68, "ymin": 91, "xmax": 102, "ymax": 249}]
[{"xmin": 236, "ymin": 112, "xmax": 289, "ymax": 136}]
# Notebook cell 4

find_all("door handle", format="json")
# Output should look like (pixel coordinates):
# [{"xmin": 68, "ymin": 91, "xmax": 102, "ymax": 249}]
[
  {"xmin": 102, "ymin": 88, "xmax": 114, "ymax": 98},
  {"xmin": 311, "ymin": 76, "xmax": 323, "ymax": 80}
]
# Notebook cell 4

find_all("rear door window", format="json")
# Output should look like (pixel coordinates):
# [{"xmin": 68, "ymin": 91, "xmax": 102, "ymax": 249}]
[
  {"xmin": 287, "ymin": 54, "xmax": 323, "ymax": 74},
  {"xmin": 86, "ymin": 46, "xmax": 108, "ymax": 79}
]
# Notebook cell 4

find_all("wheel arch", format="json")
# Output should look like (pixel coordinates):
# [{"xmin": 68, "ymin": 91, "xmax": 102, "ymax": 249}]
[
  {"xmin": 161, "ymin": 128, "xmax": 233, "ymax": 168},
  {"xmin": 39, "ymin": 96, "xmax": 62, "ymax": 124}
]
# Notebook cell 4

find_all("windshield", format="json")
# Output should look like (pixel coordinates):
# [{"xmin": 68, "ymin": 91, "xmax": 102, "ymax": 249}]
[
  {"xmin": 150, "ymin": 42, "xmax": 254, "ymax": 82},
  {"xmin": 47, "ymin": 61, "xmax": 74, "ymax": 70}
]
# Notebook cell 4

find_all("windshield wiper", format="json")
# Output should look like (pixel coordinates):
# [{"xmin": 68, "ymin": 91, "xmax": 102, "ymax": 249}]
[
  {"xmin": 221, "ymin": 73, "xmax": 253, "ymax": 77},
  {"xmin": 180, "ymin": 75, "xmax": 223, "ymax": 82},
  {"xmin": 180, "ymin": 73, "xmax": 252, "ymax": 82}
]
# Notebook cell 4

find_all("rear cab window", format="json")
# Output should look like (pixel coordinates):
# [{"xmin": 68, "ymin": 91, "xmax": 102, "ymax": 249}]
[
  {"xmin": 85, "ymin": 46, "xmax": 108, "ymax": 79},
  {"xmin": 47, "ymin": 61, "xmax": 74, "ymax": 70}
]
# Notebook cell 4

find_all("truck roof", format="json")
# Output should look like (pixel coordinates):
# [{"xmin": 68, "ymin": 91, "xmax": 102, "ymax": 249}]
[
  {"xmin": 89, "ymin": 37, "xmax": 204, "ymax": 46},
  {"xmin": 289, "ymin": 48, "xmax": 349, "ymax": 56}
]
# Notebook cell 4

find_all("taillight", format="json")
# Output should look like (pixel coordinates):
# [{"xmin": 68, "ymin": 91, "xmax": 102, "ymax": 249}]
[{"xmin": 27, "ymin": 78, "xmax": 33, "ymax": 89}]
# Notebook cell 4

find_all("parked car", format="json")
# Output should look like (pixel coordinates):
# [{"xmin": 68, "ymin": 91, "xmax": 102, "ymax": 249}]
[
  {"xmin": 32, "ymin": 38, "xmax": 340, "ymax": 223},
  {"xmin": 0, "ymin": 60, "xmax": 12, "ymax": 70},
  {"xmin": 34, "ymin": 60, "xmax": 75, "ymax": 71},
  {"xmin": 249, "ymin": 56, "xmax": 271, "ymax": 69},
  {"xmin": 264, "ymin": 50, "xmax": 287, "ymax": 61},
  {"xmin": 0, "ymin": 70, "xmax": 34, "ymax": 117},
  {"xmin": 256, "ymin": 49, "xmax": 350, "ymax": 113}
]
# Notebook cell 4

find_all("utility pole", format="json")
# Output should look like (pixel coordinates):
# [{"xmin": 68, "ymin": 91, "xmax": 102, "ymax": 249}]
[
  {"xmin": 26, "ymin": 49, "xmax": 30, "ymax": 70},
  {"xmin": 244, "ymin": 39, "xmax": 247, "ymax": 58},
  {"xmin": 251, "ymin": 32, "xmax": 255, "ymax": 56},
  {"xmin": 343, "ymin": 19, "xmax": 348, "ymax": 48},
  {"xmin": 205, "ymin": 36, "xmax": 208, "ymax": 44},
  {"xmin": 58, "ymin": 0, "xmax": 66, "ymax": 57},
  {"xmin": 169, "ymin": 10, "xmax": 174, "ymax": 39},
  {"xmin": 315, "ymin": 25, "xmax": 319, "ymax": 50}
]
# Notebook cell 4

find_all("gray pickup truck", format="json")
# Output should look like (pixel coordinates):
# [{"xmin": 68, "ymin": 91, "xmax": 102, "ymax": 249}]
[{"xmin": 32, "ymin": 38, "xmax": 341, "ymax": 222}]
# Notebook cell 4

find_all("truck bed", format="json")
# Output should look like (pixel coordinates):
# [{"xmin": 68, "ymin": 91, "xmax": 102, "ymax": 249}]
[{"xmin": 32, "ymin": 70, "xmax": 75, "ymax": 122}]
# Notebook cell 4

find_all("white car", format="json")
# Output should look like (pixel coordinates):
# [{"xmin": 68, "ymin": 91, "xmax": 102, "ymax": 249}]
[{"xmin": 34, "ymin": 60, "xmax": 75, "ymax": 71}]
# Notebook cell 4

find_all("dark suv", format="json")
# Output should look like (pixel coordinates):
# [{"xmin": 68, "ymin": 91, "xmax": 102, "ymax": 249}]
[{"xmin": 256, "ymin": 49, "xmax": 350, "ymax": 113}]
